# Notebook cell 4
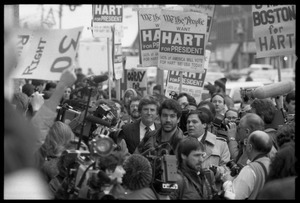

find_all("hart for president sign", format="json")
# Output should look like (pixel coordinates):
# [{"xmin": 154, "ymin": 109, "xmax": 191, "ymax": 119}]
[
  {"xmin": 138, "ymin": 8, "xmax": 161, "ymax": 67},
  {"xmin": 252, "ymin": 5, "xmax": 295, "ymax": 58},
  {"xmin": 158, "ymin": 9, "xmax": 207, "ymax": 73}
]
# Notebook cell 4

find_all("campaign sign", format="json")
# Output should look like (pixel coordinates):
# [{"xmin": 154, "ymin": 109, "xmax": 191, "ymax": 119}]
[
  {"xmin": 114, "ymin": 42, "xmax": 123, "ymax": 80},
  {"xmin": 93, "ymin": 5, "xmax": 123, "ymax": 23},
  {"xmin": 126, "ymin": 69, "xmax": 148, "ymax": 96},
  {"xmin": 165, "ymin": 49, "xmax": 210, "ymax": 104},
  {"xmin": 181, "ymin": 5, "xmax": 215, "ymax": 43},
  {"xmin": 165, "ymin": 69, "xmax": 207, "ymax": 104},
  {"xmin": 138, "ymin": 8, "xmax": 161, "ymax": 67},
  {"xmin": 158, "ymin": 9, "xmax": 207, "ymax": 73},
  {"xmin": 13, "ymin": 27, "xmax": 83, "ymax": 81},
  {"xmin": 92, "ymin": 5, "xmax": 123, "ymax": 39},
  {"xmin": 252, "ymin": 5, "xmax": 295, "ymax": 58}
]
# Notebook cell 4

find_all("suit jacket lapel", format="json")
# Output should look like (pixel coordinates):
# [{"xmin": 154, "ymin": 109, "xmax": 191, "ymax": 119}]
[{"xmin": 133, "ymin": 120, "xmax": 141, "ymax": 146}]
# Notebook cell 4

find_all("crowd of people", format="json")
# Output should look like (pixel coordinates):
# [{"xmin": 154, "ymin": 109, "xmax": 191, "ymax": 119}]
[{"xmin": 4, "ymin": 22, "xmax": 296, "ymax": 200}]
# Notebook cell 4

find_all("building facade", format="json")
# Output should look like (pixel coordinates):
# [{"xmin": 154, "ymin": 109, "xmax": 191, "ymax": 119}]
[{"xmin": 209, "ymin": 5, "xmax": 296, "ymax": 71}]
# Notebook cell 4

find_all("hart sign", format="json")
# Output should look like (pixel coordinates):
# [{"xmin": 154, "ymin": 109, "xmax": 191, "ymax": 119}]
[
  {"xmin": 252, "ymin": 5, "xmax": 295, "ymax": 58},
  {"xmin": 138, "ymin": 8, "xmax": 161, "ymax": 67},
  {"xmin": 165, "ymin": 49, "xmax": 210, "ymax": 104},
  {"xmin": 158, "ymin": 9, "xmax": 207, "ymax": 73},
  {"xmin": 181, "ymin": 5, "xmax": 215, "ymax": 45},
  {"xmin": 126, "ymin": 69, "xmax": 148, "ymax": 96},
  {"xmin": 92, "ymin": 5, "xmax": 123, "ymax": 39},
  {"xmin": 93, "ymin": 5, "xmax": 123, "ymax": 23},
  {"xmin": 13, "ymin": 27, "xmax": 83, "ymax": 81},
  {"xmin": 165, "ymin": 69, "xmax": 207, "ymax": 104}
]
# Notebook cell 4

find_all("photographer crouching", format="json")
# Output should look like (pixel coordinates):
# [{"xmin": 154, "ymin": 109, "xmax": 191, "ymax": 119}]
[{"xmin": 221, "ymin": 130, "xmax": 273, "ymax": 199}]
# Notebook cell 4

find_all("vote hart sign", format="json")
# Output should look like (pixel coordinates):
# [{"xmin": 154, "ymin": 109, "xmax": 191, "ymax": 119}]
[
  {"xmin": 158, "ymin": 9, "xmax": 207, "ymax": 73},
  {"xmin": 138, "ymin": 8, "xmax": 161, "ymax": 67},
  {"xmin": 13, "ymin": 27, "xmax": 83, "ymax": 81},
  {"xmin": 92, "ymin": 5, "xmax": 123, "ymax": 23},
  {"xmin": 252, "ymin": 5, "xmax": 295, "ymax": 58}
]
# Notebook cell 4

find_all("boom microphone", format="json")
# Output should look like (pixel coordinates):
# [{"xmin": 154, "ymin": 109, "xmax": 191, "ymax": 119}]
[
  {"xmin": 253, "ymin": 80, "xmax": 295, "ymax": 99},
  {"xmin": 85, "ymin": 115, "xmax": 112, "ymax": 127},
  {"xmin": 86, "ymin": 75, "xmax": 109, "ymax": 85}
]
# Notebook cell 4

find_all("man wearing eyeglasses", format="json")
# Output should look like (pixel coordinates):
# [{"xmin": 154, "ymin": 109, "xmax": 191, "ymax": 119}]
[{"xmin": 226, "ymin": 113, "xmax": 277, "ymax": 166}]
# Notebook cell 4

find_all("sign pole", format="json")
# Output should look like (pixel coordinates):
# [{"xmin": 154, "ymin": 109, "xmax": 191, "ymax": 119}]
[
  {"xmin": 277, "ymin": 56, "xmax": 282, "ymax": 82},
  {"xmin": 107, "ymin": 37, "xmax": 111, "ymax": 100},
  {"xmin": 179, "ymin": 71, "xmax": 183, "ymax": 93}
]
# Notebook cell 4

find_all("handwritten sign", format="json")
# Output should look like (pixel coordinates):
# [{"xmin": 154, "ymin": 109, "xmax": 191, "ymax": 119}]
[
  {"xmin": 138, "ymin": 8, "xmax": 161, "ymax": 67},
  {"xmin": 92, "ymin": 5, "xmax": 123, "ymax": 39},
  {"xmin": 252, "ymin": 5, "xmax": 295, "ymax": 58},
  {"xmin": 158, "ymin": 9, "xmax": 207, "ymax": 73},
  {"xmin": 126, "ymin": 69, "xmax": 148, "ymax": 96},
  {"xmin": 13, "ymin": 27, "xmax": 83, "ymax": 80}
]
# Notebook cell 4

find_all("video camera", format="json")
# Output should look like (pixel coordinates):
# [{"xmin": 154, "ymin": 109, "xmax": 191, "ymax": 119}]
[
  {"xmin": 57, "ymin": 101, "xmax": 116, "ymax": 140},
  {"xmin": 143, "ymin": 143, "xmax": 178, "ymax": 196},
  {"xmin": 212, "ymin": 114, "xmax": 240, "ymax": 131},
  {"xmin": 49, "ymin": 136, "xmax": 119, "ymax": 200}
]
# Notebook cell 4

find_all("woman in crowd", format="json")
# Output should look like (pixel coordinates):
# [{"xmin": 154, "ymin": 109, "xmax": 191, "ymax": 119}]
[
  {"xmin": 60, "ymin": 87, "xmax": 72, "ymax": 104},
  {"xmin": 35, "ymin": 121, "xmax": 77, "ymax": 183}
]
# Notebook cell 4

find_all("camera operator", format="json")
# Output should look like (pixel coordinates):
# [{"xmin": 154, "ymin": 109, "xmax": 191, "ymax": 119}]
[
  {"xmin": 221, "ymin": 130, "xmax": 272, "ymax": 199},
  {"xmin": 169, "ymin": 137, "xmax": 218, "ymax": 199},
  {"xmin": 214, "ymin": 109, "xmax": 239, "ymax": 141},
  {"xmin": 226, "ymin": 113, "xmax": 277, "ymax": 167}
]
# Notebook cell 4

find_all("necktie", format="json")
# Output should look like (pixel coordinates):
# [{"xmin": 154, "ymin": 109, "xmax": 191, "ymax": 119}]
[{"xmin": 145, "ymin": 126, "xmax": 151, "ymax": 135}]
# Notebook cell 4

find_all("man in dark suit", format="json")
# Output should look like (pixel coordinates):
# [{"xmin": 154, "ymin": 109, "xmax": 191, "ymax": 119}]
[{"xmin": 120, "ymin": 96, "xmax": 160, "ymax": 154}]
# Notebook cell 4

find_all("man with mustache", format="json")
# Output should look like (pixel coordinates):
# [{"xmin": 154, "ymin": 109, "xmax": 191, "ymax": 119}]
[
  {"xmin": 135, "ymin": 99, "xmax": 185, "ymax": 156},
  {"xmin": 169, "ymin": 137, "xmax": 217, "ymax": 199},
  {"xmin": 186, "ymin": 109, "xmax": 230, "ymax": 190},
  {"xmin": 120, "ymin": 96, "xmax": 160, "ymax": 154}
]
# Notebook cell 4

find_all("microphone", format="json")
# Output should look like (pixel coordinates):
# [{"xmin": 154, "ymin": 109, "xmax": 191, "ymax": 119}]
[
  {"xmin": 85, "ymin": 115, "xmax": 112, "ymax": 127},
  {"xmin": 253, "ymin": 80, "xmax": 295, "ymax": 99},
  {"xmin": 85, "ymin": 74, "xmax": 109, "ymax": 85}
]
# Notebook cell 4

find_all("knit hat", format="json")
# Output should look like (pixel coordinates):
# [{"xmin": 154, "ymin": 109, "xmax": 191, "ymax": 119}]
[
  {"xmin": 122, "ymin": 154, "xmax": 152, "ymax": 191},
  {"xmin": 214, "ymin": 78, "xmax": 227, "ymax": 93},
  {"xmin": 123, "ymin": 88, "xmax": 138, "ymax": 99}
]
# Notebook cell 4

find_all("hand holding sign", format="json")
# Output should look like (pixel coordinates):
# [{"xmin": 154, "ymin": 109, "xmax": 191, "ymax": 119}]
[{"xmin": 30, "ymin": 92, "xmax": 45, "ymax": 112}]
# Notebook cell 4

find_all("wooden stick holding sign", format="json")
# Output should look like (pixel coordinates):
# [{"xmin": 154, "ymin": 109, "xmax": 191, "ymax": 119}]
[
  {"xmin": 179, "ymin": 71, "xmax": 183, "ymax": 93},
  {"xmin": 277, "ymin": 56, "xmax": 282, "ymax": 82},
  {"xmin": 107, "ymin": 36, "xmax": 111, "ymax": 100},
  {"xmin": 137, "ymin": 9, "xmax": 143, "ymax": 65}
]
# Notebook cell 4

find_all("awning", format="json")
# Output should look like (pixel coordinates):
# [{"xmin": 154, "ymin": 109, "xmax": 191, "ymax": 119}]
[{"xmin": 215, "ymin": 43, "xmax": 239, "ymax": 62}]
